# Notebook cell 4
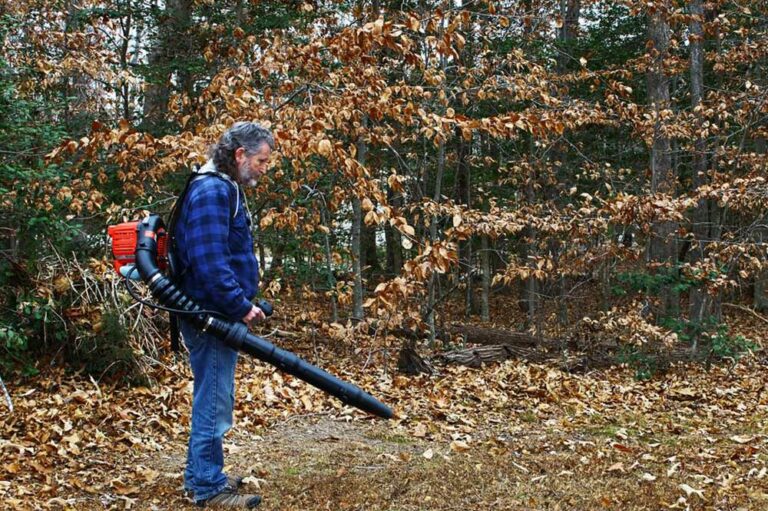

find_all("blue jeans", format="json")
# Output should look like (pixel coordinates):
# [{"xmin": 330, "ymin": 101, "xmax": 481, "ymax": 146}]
[{"xmin": 180, "ymin": 320, "xmax": 239, "ymax": 502}]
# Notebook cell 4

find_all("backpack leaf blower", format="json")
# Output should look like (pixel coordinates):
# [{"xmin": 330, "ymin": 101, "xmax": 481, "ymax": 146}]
[{"xmin": 107, "ymin": 214, "xmax": 393, "ymax": 419}]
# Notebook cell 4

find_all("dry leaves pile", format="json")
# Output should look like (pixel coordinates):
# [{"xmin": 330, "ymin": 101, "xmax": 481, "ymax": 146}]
[{"xmin": 1, "ymin": 315, "xmax": 767, "ymax": 510}]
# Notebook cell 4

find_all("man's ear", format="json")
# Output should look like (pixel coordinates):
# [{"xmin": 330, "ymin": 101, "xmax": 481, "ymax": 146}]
[{"xmin": 234, "ymin": 146, "xmax": 246, "ymax": 163}]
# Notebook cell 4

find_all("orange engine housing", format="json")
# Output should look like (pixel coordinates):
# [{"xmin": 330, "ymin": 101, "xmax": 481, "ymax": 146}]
[{"xmin": 107, "ymin": 221, "xmax": 168, "ymax": 273}]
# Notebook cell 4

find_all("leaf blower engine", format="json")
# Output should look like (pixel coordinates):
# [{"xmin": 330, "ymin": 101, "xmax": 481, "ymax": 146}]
[{"xmin": 107, "ymin": 214, "xmax": 392, "ymax": 419}]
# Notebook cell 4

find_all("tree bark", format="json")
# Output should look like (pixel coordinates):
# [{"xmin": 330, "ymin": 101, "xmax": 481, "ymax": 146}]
[
  {"xmin": 63, "ymin": 0, "xmax": 91, "ymax": 130},
  {"xmin": 268, "ymin": 237, "xmax": 284, "ymax": 270},
  {"xmin": 143, "ymin": 0, "xmax": 193, "ymax": 128},
  {"xmin": 361, "ymin": 223, "xmax": 380, "ymax": 278},
  {"xmin": 351, "ymin": 196, "xmax": 364, "ymax": 321},
  {"xmin": 426, "ymin": 133, "xmax": 445, "ymax": 343},
  {"xmin": 438, "ymin": 342, "xmax": 706, "ymax": 372},
  {"xmin": 687, "ymin": 0, "xmax": 715, "ymax": 339},
  {"xmin": 556, "ymin": 0, "xmax": 581, "ymax": 72},
  {"xmin": 384, "ymin": 184, "xmax": 402, "ymax": 276},
  {"xmin": 397, "ymin": 340, "xmax": 434, "ymax": 375},
  {"xmin": 521, "ymin": 167, "xmax": 538, "ymax": 326},
  {"xmin": 646, "ymin": 3, "xmax": 678, "ymax": 320},
  {"xmin": 439, "ymin": 324, "xmax": 542, "ymax": 346},
  {"xmin": 756, "ymin": 267, "xmax": 768, "ymax": 313},
  {"xmin": 425, "ymin": 32, "xmax": 448, "ymax": 342},
  {"xmin": 455, "ymin": 127, "xmax": 473, "ymax": 316},
  {"xmin": 351, "ymin": 116, "xmax": 368, "ymax": 321},
  {"xmin": 553, "ymin": 0, "xmax": 580, "ymax": 326},
  {"xmin": 480, "ymin": 234, "xmax": 490, "ymax": 321},
  {"xmin": 320, "ymin": 205, "xmax": 338, "ymax": 322}
]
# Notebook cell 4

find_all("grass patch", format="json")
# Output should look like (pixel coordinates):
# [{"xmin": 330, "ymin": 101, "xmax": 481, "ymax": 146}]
[
  {"xmin": 284, "ymin": 466, "xmax": 302, "ymax": 476},
  {"xmin": 367, "ymin": 432, "xmax": 414, "ymax": 444}
]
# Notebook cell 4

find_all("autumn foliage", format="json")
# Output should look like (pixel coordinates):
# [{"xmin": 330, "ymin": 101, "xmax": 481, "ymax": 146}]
[{"xmin": 0, "ymin": 1, "xmax": 766, "ymax": 372}]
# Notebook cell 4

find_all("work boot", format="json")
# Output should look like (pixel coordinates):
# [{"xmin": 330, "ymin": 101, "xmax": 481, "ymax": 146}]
[
  {"xmin": 182, "ymin": 476, "xmax": 245, "ymax": 500},
  {"xmin": 196, "ymin": 484, "xmax": 261, "ymax": 508}
]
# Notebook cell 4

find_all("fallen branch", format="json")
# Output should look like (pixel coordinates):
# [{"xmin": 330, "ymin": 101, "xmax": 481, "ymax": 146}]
[
  {"xmin": 436, "ymin": 341, "xmax": 712, "ymax": 372},
  {"xmin": 723, "ymin": 303, "xmax": 768, "ymax": 325},
  {"xmin": 437, "ymin": 344, "xmax": 546, "ymax": 367},
  {"xmin": 439, "ymin": 324, "xmax": 542, "ymax": 346},
  {"xmin": 390, "ymin": 323, "xmax": 562, "ymax": 348}
]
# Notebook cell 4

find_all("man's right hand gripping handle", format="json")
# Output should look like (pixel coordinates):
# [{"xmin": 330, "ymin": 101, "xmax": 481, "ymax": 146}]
[{"xmin": 242, "ymin": 300, "xmax": 272, "ymax": 326}]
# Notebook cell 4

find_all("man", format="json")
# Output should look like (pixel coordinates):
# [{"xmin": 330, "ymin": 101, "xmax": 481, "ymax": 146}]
[{"xmin": 173, "ymin": 121, "xmax": 273, "ymax": 508}]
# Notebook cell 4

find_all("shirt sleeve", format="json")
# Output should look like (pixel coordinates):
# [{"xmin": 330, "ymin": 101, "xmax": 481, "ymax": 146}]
[{"xmin": 184, "ymin": 181, "xmax": 253, "ymax": 321}]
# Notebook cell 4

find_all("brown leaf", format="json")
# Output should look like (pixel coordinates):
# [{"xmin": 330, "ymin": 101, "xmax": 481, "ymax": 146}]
[
  {"xmin": 317, "ymin": 139, "xmax": 332, "ymax": 157},
  {"xmin": 450, "ymin": 440, "xmax": 470, "ymax": 453}
]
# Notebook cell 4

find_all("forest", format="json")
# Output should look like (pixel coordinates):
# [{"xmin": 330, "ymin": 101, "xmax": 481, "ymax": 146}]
[{"xmin": 1, "ymin": 0, "xmax": 767, "ymax": 509}]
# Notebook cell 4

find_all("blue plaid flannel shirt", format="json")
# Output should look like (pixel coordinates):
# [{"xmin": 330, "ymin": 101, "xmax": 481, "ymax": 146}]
[{"xmin": 174, "ymin": 175, "xmax": 259, "ymax": 322}]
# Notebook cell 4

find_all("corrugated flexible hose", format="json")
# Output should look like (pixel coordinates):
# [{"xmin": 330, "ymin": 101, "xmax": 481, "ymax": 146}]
[{"xmin": 133, "ymin": 214, "xmax": 393, "ymax": 419}]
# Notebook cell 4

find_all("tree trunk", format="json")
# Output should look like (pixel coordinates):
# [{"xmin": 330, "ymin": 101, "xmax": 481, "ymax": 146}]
[
  {"xmin": 522, "ymin": 172, "xmax": 538, "ymax": 326},
  {"xmin": 425, "ymin": 31, "xmax": 448, "ymax": 342},
  {"xmin": 320, "ymin": 206, "xmax": 338, "ymax": 322},
  {"xmin": 687, "ymin": 0, "xmax": 714, "ymax": 340},
  {"xmin": 556, "ymin": 0, "xmax": 581, "ymax": 72},
  {"xmin": 553, "ymin": 0, "xmax": 580, "ymax": 327},
  {"xmin": 351, "ymin": 116, "xmax": 368, "ymax": 321},
  {"xmin": 426, "ymin": 133, "xmax": 446, "ymax": 343},
  {"xmin": 397, "ymin": 340, "xmax": 433, "ymax": 375},
  {"xmin": 268, "ymin": 239, "xmax": 285, "ymax": 276},
  {"xmin": 455, "ymin": 127, "xmax": 473, "ymax": 317},
  {"xmin": 63, "ymin": 0, "xmax": 91, "ymax": 130},
  {"xmin": 143, "ymin": 0, "xmax": 193, "ymax": 128},
  {"xmin": 518, "ymin": 0, "xmax": 539, "ymax": 327},
  {"xmin": 361, "ymin": 223, "xmax": 380, "ymax": 279},
  {"xmin": 756, "ymin": 269, "xmax": 768, "ymax": 313},
  {"xmin": 117, "ymin": 8, "xmax": 133, "ymax": 120},
  {"xmin": 384, "ymin": 184, "xmax": 402, "ymax": 276},
  {"xmin": 480, "ymin": 234, "xmax": 491, "ymax": 321},
  {"xmin": 646, "ymin": 3, "xmax": 678, "ymax": 321},
  {"xmin": 351, "ymin": 196, "xmax": 364, "ymax": 321}
]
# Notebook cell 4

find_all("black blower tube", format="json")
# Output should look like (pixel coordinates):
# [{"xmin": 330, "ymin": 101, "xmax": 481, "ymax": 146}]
[{"xmin": 134, "ymin": 214, "xmax": 393, "ymax": 420}]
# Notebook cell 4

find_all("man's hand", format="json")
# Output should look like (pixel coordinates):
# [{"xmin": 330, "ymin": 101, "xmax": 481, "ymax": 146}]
[{"xmin": 242, "ymin": 304, "xmax": 266, "ymax": 326}]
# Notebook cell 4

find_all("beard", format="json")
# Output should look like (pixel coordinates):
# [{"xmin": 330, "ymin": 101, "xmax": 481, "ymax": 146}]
[{"xmin": 237, "ymin": 159, "xmax": 259, "ymax": 188}]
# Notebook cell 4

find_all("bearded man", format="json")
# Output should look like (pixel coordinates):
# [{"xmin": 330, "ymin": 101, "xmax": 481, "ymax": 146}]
[{"xmin": 173, "ymin": 121, "xmax": 273, "ymax": 508}]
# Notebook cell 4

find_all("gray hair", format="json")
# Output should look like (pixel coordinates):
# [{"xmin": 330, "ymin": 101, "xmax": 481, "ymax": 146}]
[{"xmin": 209, "ymin": 121, "xmax": 275, "ymax": 178}]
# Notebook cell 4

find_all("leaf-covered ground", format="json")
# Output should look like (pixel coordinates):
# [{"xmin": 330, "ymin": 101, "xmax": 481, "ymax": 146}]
[{"xmin": 2, "ymin": 315, "xmax": 768, "ymax": 510}]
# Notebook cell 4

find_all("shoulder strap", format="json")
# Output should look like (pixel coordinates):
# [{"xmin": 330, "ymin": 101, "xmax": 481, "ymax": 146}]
[
  {"xmin": 166, "ymin": 166, "xmax": 203, "ymax": 353},
  {"xmin": 167, "ymin": 165, "xmax": 201, "ymax": 245},
  {"xmin": 166, "ymin": 164, "xmax": 239, "ymax": 353},
  {"xmin": 189, "ymin": 164, "xmax": 240, "ymax": 218}
]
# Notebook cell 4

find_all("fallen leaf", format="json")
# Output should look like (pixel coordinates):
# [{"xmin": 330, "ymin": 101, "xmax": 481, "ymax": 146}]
[
  {"xmin": 450, "ymin": 440, "xmax": 471, "ymax": 453},
  {"xmin": 679, "ymin": 483, "xmax": 705, "ymax": 499},
  {"xmin": 242, "ymin": 476, "xmax": 266, "ymax": 490},
  {"xmin": 612, "ymin": 443, "xmax": 633, "ymax": 453}
]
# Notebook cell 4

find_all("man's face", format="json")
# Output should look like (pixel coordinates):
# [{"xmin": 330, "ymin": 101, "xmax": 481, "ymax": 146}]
[{"xmin": 235, "ymin": 143, "xmax": 272, "ymax": 188}]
